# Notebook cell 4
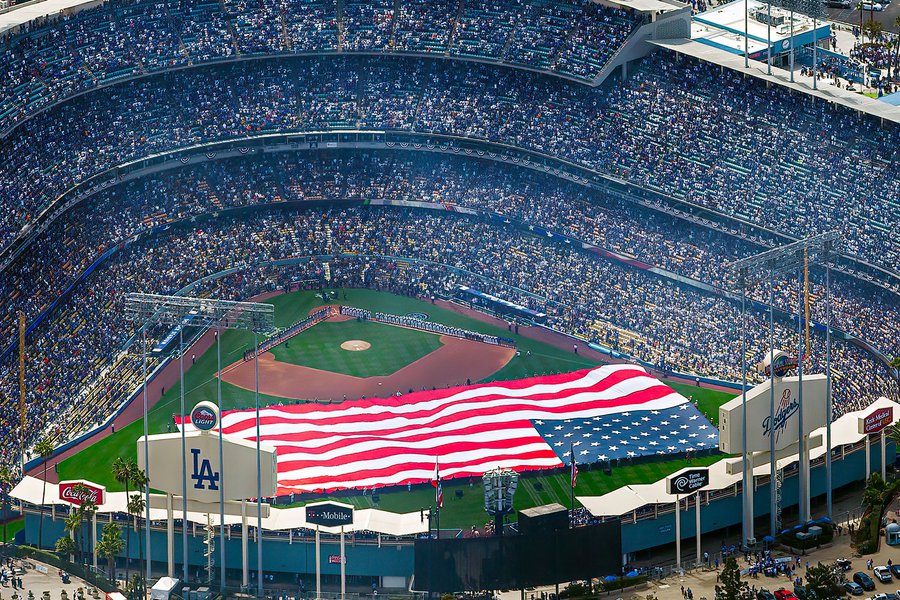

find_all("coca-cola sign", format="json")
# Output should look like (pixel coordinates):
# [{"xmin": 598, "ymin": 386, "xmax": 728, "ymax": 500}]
[{"xmin": 58, "ymin": 480, "xmax": 106, "ymax": 506}]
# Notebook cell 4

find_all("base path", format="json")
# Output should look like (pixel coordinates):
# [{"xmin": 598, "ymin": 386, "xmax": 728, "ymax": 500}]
[{"xmin": 221, "ymin": 335, "xmax": 515, "ymax": 401}]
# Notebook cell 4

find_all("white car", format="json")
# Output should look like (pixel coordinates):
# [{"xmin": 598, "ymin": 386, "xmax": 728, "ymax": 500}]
[
  {"xmin": 874, "ymin": 567, "xmax": 893, "ymax": 584},
  {"xmin": 858, "ymin": 1, "xmax": 884, "ymax": 9}
]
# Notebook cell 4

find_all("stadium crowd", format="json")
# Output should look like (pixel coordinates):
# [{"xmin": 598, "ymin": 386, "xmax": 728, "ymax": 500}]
[
  {"xmin": 0, "ymin": 193, "xmax": 894, "ymax": 473},
  {"xmin": 0, "ymin": 0, "xmax": 640, "ymax": 132},
  {"xmin": 0, "ymin": 53, "xmax": 895, "ymax": 273}
]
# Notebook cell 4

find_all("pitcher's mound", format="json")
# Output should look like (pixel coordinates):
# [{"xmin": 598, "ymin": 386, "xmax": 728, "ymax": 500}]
[{"xmin": 341, "ymin": 340, "xmax": 371, "ymax": 351}]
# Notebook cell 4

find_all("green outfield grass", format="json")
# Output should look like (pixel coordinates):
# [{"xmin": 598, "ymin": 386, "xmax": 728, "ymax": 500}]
[
  {"xmin": 1, "ymin": 517, "xmax": 24, "ymax": 543},
  {"xmin": 667, "ymin": 382, "xmax": 735, "ymax": 426},
  {"xmin": 270, "ymin": 320, "xmax": 442, "ymax": 377},
  {"xmin": 56, "ymin": 288, "xmax": 736, "ymax": 528}
]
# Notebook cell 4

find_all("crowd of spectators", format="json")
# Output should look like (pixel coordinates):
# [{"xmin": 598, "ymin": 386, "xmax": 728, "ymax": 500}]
[
  {"xmin": 0, "ymin": 52, "xmax": 896, "ymax": 274},
  {"xmin": 0, "ymin": 0, "xmax": 640, "ymax": 132},
  {"xmin": 0, "ymin": 182, "xmax": 894, "ymax": 472}
]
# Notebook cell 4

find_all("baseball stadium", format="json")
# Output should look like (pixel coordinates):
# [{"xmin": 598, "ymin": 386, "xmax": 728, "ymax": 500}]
[{"xmin": 0, "ymin": 0, "xmax": 897, "ymax": 599}]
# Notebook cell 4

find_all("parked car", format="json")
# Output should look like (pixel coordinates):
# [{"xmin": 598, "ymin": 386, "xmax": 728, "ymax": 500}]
[
  {"xmin": 843, "ymin": 581, "xmax": 863, "ymax": 596},
  {"xmin": 758, "ymin": 591, "xmax": 778, "ymax": 600},
  {"xmin": 826, "ymin": 0, "xmax": 851, "ymax": 6},
  {"xmin": 858, "ymin": 1, "xmax": 885, "ymax": 10},
  {"xmin": 853, "ymin": 571, "xmax": 876, "ymax": 591},
  {"xmin": 836, "ymin": 558, "xmax": 853, "ymax": 571},
  {"xmin": 773, "ymin": 590, "xmax": 799, "ymax": 600},
  {"xmin": 890, "ymin": 564, "xmax": 900, "ymax": 579},
  {"xmin": 793, "ymin": 586, "xmax": 817, "ymax": 600},
  {"xmin": 875, "ymin": 567, "xmax": 894, "ymax": 583}
]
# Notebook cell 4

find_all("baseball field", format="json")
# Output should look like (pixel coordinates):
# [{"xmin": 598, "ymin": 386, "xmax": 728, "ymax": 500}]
[{"xmin": 57, "ymin": 288, "xmax": 734, "ymax": 527}]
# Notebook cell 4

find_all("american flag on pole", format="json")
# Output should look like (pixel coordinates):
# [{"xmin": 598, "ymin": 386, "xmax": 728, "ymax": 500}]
[{"xmin": 194, "ymin": 364, "xmax": 717, "ymax": 494}]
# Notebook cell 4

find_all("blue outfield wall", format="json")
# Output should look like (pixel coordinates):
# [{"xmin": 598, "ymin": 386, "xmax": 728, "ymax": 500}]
[
  {"xmin": 622, "ymin": 441, "xmax": 888, "ymax": 554},
  {"xmin": 24, "ymin": 516, "xmax": 414, "ymax": 578},
  {"xmin": 21, "ymin": 441, "xmax": 890, "ymax": 574}
]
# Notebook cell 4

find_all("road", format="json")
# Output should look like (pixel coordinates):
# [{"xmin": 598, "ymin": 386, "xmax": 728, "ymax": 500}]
[{"xmin": 827, "ymin": 1, "xmax": 900, "ymax": 34}]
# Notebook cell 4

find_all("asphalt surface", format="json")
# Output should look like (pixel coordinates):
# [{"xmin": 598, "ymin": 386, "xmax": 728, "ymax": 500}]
[{"xmin": 826, "ymin": 0, "xmax": 900, "ymax": 33}]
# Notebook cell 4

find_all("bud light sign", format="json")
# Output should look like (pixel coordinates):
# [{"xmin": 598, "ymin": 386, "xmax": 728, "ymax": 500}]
[
  {"xmin": 859, "ymin": 406, "xmax": 893, "ymax": 435},
  {"xmin": 191, "ymin": 401, "xmax": 219, "ymax": 431},
  {"xmin": 58, "ymin": 480, "xmax": 106, "ymax": 506},
  {"xmin": 667, "ymin": 468, "xmax": 710, "ymax": 495}
]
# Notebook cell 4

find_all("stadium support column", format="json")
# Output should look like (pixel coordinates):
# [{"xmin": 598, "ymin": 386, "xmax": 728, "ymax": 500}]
[
  {"xmin": 881, "ymin": 429, "xmax": 887, "ymax": 480},
  {"xmin": 744, "ymin": 0, "xmax": 749, "ymax": 67},
  {"xmin": 340, "ymin": 526, "xmax": 346, "ymax": 600},
  {"xmin": 866, "ymin": 435, "xmax": 871, "ymax": 477},
  {"xmin": 180, "ymin": 326, "xmax": 189, "ymax": 582},
  {"xmin": 92, "ymin": 510, "xmax": 98, "ymax": 571},
  {"xmin": 167, "ymin": 493, "xmax": 175, "ymax": 577},
  {"xmin": 768, "ymin": 265, "xmax": 777, "ymax": 537},
  {"xmin": 674, "ymin": 495, "xmax": 681, "ymax": 568},
  {"xmin": 825, "ymin": 258, "xmax": 833, "ymax": 518},
  {"xmin": 695, "ymin": 492, "xmax": 701, "ymax": 565},
  {"xmin": 812, "ymin": 7, "xmax": 818, "ymax": 91},
  {"xmin": 797, "ymin": 262, "xmax": 809, "ymax": 523},
  {"xmin": 142, "ymin": 328, "xmax": 153, "ymax": 587},
  {"xmin": 789, "ymin": 6, "xmax": 795, "ymax": 82},
  {"xmin": 255, "ymin": 330, "xmax": 264, "ymax": 597},
  {"xmin": 766, "ymin": 1, "xmax": 772, "ymax": 75},
  {"xmin": 739, "ymin": 270, "xmax": 753, "ymax": 548},
  {"xmin": 241, "ymin": 500, "xmax": 249, "ymax": 589},
  {"xmin": 216, "ymin": 326, "xmax": 226, "ymax": 593},
  {"xmin": 315, "ymin": 526, "xmax": 321, "ymax": 600}
]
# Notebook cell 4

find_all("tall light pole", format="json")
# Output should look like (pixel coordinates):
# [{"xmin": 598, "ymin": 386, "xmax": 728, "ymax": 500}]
[
  {"xmin": 125, "ymin": 293, "xmax": 275, "ymax": 593},
  {"xmin": 728, "ymin": 231, "xmax": 841, "ymax": 535}
]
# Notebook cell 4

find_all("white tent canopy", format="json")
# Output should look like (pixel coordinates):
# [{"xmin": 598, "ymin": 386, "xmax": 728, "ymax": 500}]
[
  {"xmin": 578, "ymin": 397, "xmax": 897, "ymax": 517},
  {"xmin": 10, "ymin": 479, "xmax": 427, "ymax": 535}
]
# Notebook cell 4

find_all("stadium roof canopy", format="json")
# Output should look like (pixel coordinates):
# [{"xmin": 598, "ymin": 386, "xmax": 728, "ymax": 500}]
[
  {"xmin": 9, "ymin": 477, "xmax": 428, "ymax": 535},
  {"xmin": 578, "ymin": 396, "xmax": 898, "ymax": 516},
  {"xmin": 653, "ymin": 38, "xmax": 900, "ymax": 124},
  {"xmin": 0, "ymin": 0, "xmax": 96, "ymax": 36},
  {"xmin": 600, "ymin": 0, "xmax": 685, "ymax": 14}
]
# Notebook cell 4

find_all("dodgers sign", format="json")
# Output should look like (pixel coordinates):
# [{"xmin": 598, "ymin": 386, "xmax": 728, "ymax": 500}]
[
  {"xmin": 719, "ymin": 374, "xmax": 827, "ymax": 454},
  {"xmin": 666, "ymin": 468, "xmax": 710, "ymax": 495}
]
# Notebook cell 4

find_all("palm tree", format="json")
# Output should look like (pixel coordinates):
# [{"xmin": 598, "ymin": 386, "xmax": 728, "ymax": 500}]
[
  {"xmin": 891, "ymin": 355, "xmax": 900, "ymax": 400},
  {"xmin": 0, "ymin": 464, "xmax": 12, "ymax": 544},
  {"xmin": 96, "ymin": 522, "xmax": 124, "ymax": 582},
  {"xmin": 128, "ymin": 463, "xmax": 148, "ymax": 598},
  {"xmin": 62, "ymin": 511, "xmax": 82, "ymax": 563},
  {"xmin": 35, "ymin": 438, "xmax": 54, "ymax": 550},
  {"xmin": 112, "ymin": 458, "xmax": 132, "ymax": 580}
]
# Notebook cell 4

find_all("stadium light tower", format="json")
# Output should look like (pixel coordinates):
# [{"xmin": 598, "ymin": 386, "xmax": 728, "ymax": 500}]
[
  {"xmin": 727, "ymin": 230, "xmax": 839, "ymax": 543},
  {"xmin": 125, "ymin": 293, "xmax": 274, "ymax": 596}
]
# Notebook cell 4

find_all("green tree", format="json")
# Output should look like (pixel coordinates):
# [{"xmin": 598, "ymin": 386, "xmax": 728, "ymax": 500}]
[
  {"xmin": 805, "ymin": 563, "xmax": 843, "ymax": 599},
  {"xmin": 128, "ymin": 463, "xmax": 148, "ymax": 599},
  {"xmin": 715, "ymin": 556, "xmax": 749, "ymax": 600},
  {"xmin": 0, "ymin": 464, "xmax": 13, "ymax": 544},
  {"xmin": 112, "ymin": 457, "xmax": 133, "ymax": 581},
  {"xmin": 62, "ymin": 511, "xmax": 82, "ymax": 563},
  {"xmin": 96, "ymin": 522, "xmax": 124, "ymax": 582},
  {"xmin": 862, "ymin": 20, "xmax": 884, "ymax": 42},
  {"xmin": 35, "ymin": 438, "xmax": 54, "ymax": 549},
  {"xmin": 863, "ymin": 472, "xmax": 888, "ymax": 510},
  {"xmin": 55, "ymin": 534, "xmax": 77, "ymax": 558}
]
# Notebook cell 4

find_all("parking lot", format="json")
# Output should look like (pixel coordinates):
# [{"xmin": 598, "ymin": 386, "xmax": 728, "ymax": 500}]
[{"xmin": 826, "ymin": 0, "xmax": 900, "ymax": 34}]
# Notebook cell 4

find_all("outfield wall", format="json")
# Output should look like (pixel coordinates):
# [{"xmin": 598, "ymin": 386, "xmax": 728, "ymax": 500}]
[{"xmin": 20, "ymin": 437, "xmax": 891, "ymax": 579}]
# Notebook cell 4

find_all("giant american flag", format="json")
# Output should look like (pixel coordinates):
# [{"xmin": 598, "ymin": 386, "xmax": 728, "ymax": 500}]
[{"xmin": 191, "ymin": 364, "xmax": 718, "ymax": 494}]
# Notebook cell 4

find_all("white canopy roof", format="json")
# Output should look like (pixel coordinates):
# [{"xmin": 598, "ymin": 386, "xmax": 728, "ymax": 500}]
[
  {"xmin": 579, "ymin": 397, "xmax": 897, "ymax": 517},
  {"xmin": 10, "ymin": 479, "xmax": 427, "ymax": 535}
]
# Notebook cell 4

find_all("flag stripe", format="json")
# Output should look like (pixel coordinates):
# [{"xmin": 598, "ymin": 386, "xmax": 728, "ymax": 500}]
[{"xmin": 191, "ymin": 365, "xmax": 693, "ymax": 494}]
